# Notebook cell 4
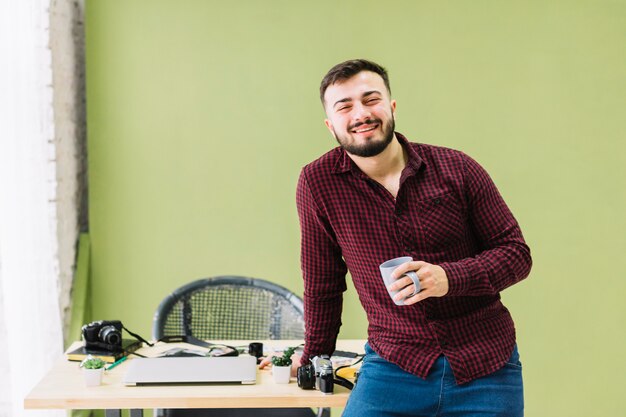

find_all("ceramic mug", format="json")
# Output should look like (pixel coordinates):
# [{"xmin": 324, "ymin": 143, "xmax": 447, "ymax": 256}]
[{"xmin": 379, "ymin": 256, "xmax": 420, "ymax": 306}]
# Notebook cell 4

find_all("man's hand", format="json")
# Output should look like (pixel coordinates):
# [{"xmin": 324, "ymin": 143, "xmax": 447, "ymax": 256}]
[
  {"xmin": 258, "ymin": 352, "xmax": 302, "ymax": 377},
  {"xmin": 389, "ymin": 261, "xmax": 449, "ymax": 305}
]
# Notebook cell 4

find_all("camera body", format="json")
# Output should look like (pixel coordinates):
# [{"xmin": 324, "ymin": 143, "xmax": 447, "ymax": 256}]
[
  {"xmin": 297, "ymin": 355, "xmax": 334, "ymax": 394},
  {"xmin": 82, "ymin": 320, "xmax": 123, "ymax": 350}
]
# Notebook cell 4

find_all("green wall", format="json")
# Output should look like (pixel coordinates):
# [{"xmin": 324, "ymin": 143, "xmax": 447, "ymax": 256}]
[{"xmin": 86, "ymin": 1, "xmax": 626, "ymax": 415}]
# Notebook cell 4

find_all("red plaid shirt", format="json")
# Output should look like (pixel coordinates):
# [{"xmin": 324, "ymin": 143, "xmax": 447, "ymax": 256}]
[{"xmin": 296, "ymin": 133, "xmax": 532, "ymax": 384}]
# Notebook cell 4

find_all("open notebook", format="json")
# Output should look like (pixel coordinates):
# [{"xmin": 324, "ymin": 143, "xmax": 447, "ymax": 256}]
[{"xmin": 123, "ymin": 356, "xmax": 257, "ymax": 385}]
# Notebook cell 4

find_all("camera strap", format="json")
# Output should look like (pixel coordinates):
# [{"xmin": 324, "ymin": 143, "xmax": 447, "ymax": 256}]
[
  {"xmin": 333, "ymin": 377, "xmax": 354, "ymax": 390},
  {"xmin": 122, "ymin": 325, "xmax": 154, "ymax": 347},
  {"xmin": 333, "ymin": 355, "xmax": 365, "ymax": 390}
]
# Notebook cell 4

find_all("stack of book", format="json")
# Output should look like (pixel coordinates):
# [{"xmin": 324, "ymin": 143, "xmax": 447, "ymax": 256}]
[{"xmin": 66, "ymin": 339, "xmax": 142, "ymax": 363}]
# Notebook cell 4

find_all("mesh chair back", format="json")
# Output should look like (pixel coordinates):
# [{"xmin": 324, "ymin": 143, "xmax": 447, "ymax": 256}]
[
  {"xmin": 153, "ymin": 276, "xmax": 305, "ymax": 341},
  {"xmin": 152, "ymin": 277, "xmax": 321, "ymax": 417}
]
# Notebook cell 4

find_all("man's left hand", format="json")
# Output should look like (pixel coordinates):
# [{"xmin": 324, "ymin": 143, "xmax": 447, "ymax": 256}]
[{"xmin": 389, "ymin": 261, "xmax": 449, "ymax": 305}]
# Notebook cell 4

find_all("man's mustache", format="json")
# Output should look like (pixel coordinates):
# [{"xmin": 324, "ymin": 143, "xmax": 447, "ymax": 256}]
[{"xmin": 349, "ymin": 118, "xmax": 382, "ymax": 130}]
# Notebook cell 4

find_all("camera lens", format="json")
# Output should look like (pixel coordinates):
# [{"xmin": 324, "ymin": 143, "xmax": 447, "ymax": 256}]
[
  {"xmin": 99, "ymin": 325, "xmax": 122, "ymax": 346},
  {"xmin": 297, "ymin": 364, "xmax": 316, "ymax": 390}
]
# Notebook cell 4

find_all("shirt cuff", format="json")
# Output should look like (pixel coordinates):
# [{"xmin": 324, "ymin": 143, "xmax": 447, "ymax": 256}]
[{"xmin": 439, "ymin": 260, "xmax": 472, "ymax": 296}]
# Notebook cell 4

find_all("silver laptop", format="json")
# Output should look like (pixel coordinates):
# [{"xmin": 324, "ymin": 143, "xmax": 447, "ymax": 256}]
[{"xmin": 123, "ymin": 356, "xmax": 257, "ymax": 385}]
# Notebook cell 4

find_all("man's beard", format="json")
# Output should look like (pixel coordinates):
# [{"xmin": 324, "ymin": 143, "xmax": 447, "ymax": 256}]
[{"xmin": 334, "ymin": 116, "xmax": 395, "ymax": 158}]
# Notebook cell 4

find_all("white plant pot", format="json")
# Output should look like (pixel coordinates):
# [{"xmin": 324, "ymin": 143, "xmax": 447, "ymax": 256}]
[
  {"xmin": 83, "ymin": 368, "xmax": 104, "ymax": 386},
  {"xmin": 272, "ymin": 365, "xmax": 291, "ymax": 384}
]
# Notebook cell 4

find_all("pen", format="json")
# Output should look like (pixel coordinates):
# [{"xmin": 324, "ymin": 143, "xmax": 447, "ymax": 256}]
[{"xmin": 106, "ymin": 356, "xmax": 127, "ymax": 371}]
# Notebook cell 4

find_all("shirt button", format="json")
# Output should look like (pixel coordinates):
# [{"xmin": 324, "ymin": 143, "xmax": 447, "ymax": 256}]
[
  {"xmin": 405, "ymin": 247, "xmax": 413, "ymax": 252},
  {"xmin": 434, "ymin": 198, "xmax": 441, "ymax": 205},
  {"xmin": 440, "ymin": 339, "xmax": 448, "ymax": 347}
]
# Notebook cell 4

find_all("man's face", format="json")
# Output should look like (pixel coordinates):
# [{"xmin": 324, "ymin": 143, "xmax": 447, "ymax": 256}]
[{"xmin": 323, "ymin": 71, "xmax": 397, "ymax": 158}]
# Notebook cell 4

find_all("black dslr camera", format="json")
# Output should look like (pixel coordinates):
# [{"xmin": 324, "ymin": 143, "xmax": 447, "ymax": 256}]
[
  {"xmin": 297, "ymin": 355, "xmax": 335, "ymax": 394},
  {"xmin": 82, "ymin": 320, "xmax": 123, "ymax": 351}
]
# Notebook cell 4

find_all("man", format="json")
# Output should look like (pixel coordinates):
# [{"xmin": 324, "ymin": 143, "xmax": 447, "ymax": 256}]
[{"xmin": 266, "ymin": 59, "xmax": 531, "ymax": 416}]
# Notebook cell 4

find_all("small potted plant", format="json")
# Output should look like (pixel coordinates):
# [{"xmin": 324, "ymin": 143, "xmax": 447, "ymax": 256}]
[
  {"xmin": 271, "ymin": 347, "xmax": 295, "ymax": 384},
  {"xmin": 80, "ymin": 355, "xmax": 106, "ymax": 386}
]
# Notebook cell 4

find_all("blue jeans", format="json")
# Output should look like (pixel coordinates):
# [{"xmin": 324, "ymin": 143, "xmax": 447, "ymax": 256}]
[{"xmin": 343, "ymin": 344, "xmax": 523, "ymax": 417}]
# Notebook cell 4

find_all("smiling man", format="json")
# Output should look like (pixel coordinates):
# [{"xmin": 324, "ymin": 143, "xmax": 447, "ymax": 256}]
[
  {"xmin": 324, "ymin": 70, "xmax": 396, "ymax": 158},
  {"xmin": 296, "ymin": 59, "xmax": 532, "ymax": 416}
]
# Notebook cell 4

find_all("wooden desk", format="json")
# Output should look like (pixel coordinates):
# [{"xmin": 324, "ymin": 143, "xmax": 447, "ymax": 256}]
[{"xmin": 24, "ymin": 340, "xmax": 365, "ymax": 415}]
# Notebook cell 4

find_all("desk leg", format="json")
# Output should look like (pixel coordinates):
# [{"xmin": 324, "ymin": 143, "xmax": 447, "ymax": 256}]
[{"xmin": 316, "ymin": 408, "xmax": 331, "ymax": 417}]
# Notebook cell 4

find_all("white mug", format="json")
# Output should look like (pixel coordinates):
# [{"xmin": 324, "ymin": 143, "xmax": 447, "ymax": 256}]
[{"xmin": 379, "ymin": 256, "xmax": 420, "ymax": 306}]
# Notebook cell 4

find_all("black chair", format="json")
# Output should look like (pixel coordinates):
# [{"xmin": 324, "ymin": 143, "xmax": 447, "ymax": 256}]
[{"xmin": 153, "ymin": 276, "xmax": 328, "ymax": 417}]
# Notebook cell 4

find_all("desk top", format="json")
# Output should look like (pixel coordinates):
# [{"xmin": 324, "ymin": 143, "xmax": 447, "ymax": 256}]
[{"xmin": 24, "ymin": 339, "xmax": 366, "ymax": 410}]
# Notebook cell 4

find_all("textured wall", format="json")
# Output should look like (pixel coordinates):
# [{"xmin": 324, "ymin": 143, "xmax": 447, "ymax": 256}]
[{"xmin": 50, "ymin": 0, "xmax": 87, "ymax": 340}]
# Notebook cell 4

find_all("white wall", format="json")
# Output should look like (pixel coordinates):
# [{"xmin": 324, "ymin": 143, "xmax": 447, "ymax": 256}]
[{"xmin": 0, "ymin": 1, "xmax": 85, "ymax": 416}]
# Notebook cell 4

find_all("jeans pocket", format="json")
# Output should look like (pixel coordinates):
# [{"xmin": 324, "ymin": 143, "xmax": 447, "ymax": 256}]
[
  {"xmin": 505, "ymin": 361, "xmax": 522, "ymax": 370},
  {"xmin": 505, "ymin": 344, "xmax": 523, "ymax": 369}
]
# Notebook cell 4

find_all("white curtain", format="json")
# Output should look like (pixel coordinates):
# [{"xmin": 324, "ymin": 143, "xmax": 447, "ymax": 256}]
[{"xmin": 0, "ymin": 1, "xmax": 66, "ymax": 417}]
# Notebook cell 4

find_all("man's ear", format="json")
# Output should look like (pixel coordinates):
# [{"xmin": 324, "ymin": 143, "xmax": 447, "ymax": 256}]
[
  {"xmin": 324, "ymin": 119, "xmax": 336, "ymax": 138},
  {"xmin": 391, "ymin": 99, "xmax": 397, "ymax": 116}
]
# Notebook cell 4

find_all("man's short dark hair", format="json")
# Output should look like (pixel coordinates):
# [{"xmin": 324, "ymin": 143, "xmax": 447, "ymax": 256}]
[{"xmin": 320, "ymin": 59, "xmax": 391, "ymax": 105}]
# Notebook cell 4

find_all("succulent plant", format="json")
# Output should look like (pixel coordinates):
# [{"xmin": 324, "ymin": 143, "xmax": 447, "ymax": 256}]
[
  {"xmin": 81, "ymin": 355, "xmax": 106, "ymax": 370},
  {"xmin": 271, "ymin": 347, "xmax": 296, "ymax": 367}
]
